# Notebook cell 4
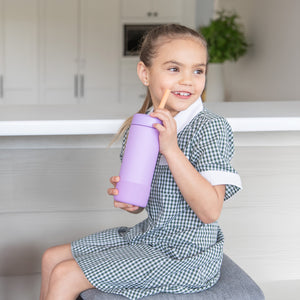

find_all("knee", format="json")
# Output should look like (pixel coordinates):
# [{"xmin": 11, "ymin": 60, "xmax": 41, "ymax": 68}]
[
  {"xmin": 47, "ymin": 260, "xmax": 76, "ymax": 296},
  {"xmin": 41, "ymin": 247, "xmax": 58, "ymax": 271},
  {"xmin": 48, "ymin": 260, "xmax": 93, "ymax": 297},
  {"xmin": 41, "ymin": 244, "xmax": 72, "ymax": 272},
  {"xmin": 41, "ymin": 247, "xmax": 54, "ymax": 270},
  {"xmin": 50, "ymin": 260, "xmax": 72, "ymax": 284}
]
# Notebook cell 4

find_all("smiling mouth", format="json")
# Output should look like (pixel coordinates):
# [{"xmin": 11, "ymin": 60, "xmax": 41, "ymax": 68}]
[{"xmin": 172, "ymin": 91, "xmax": 192, "ymax": 97}]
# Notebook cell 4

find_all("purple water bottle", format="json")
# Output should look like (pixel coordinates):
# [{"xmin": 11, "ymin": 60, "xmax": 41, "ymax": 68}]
[{"xmin": 114, "ymin": 113, "xmax": 162, "ymax": 207}]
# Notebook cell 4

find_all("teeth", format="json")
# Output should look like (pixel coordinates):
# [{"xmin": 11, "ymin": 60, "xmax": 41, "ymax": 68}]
[{"xmin": 174, "ymin": 91, "xmax": 191, "ymax": 96}]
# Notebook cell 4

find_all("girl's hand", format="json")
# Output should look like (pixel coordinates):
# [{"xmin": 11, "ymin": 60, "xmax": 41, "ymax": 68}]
[
  {"xmin": 107, "ymin": 176, "xmax": 144, "ymax": 214},
  {"xmin": 150, "ymin": 109, "xmax": 179, "ymax": 156}
]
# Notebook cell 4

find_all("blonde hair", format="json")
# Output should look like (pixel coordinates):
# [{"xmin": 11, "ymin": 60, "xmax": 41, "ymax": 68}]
[{"xmin": 113, "ymin": 24, "xmax": 208, "ymax": 143}]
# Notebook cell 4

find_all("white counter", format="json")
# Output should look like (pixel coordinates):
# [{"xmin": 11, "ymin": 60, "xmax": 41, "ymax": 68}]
[{"xmin": 1, "ymin": 101, "xmax": 300, "ymax": 136}]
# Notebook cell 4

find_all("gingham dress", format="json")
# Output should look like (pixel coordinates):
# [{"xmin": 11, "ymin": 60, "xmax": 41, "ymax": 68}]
[{"xmin": 72, "ymin": 99, "xmax": 242, "ymax": 300}]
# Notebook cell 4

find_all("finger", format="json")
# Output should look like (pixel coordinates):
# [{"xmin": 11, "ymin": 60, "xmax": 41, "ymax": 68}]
[
  {"xmin": 151, "ymin": 112, "xmax": 170, "ymax": 128},
  {"xmin": 114, "ymin": 200, "xmax": 134, "ymax": 210},
  {"xmin": 151, "ymin": 108, "xmax": 171, "ymax": 119},
  {"xmin": 152, "ymin": 122, "xmax": 166, "ymax": 133},
  {"xmin": 110, "ymin": 176, "xmax": 120, "ymax": 186},
  {"xmin": 107, "ymin": 187, "xmax": 119, "ymax": 196},
  {"xmin": 126, "ymin": 205, "xmax": 141, "ymax": 212},
  {"xmin": 152, "ymin": 109, "xmax": 174, "ymax": 123},
  {"xmin": 152, "ymin": 112, "xmax": 176, "ymax": 133}
]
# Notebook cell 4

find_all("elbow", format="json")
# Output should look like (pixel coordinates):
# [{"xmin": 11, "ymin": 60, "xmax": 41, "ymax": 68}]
[
  {"xmin": 199, "ymin": 208, "xmax": 222, "ymax": 224},
  {"xmin": 200, "ymin": 215, "xmax": 218, "ymax": 224}
]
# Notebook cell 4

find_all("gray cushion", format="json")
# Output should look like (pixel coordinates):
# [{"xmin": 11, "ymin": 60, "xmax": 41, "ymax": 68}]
[{"xmin": 79, "ymin": 254, "xmax": 264, "ymax": 300}]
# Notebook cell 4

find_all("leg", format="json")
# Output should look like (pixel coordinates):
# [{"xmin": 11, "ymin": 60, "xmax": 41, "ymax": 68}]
[
  {"xmin": 40, "ymin": 244, "xmax": 74, "ymax": 300},
  {"xmin": 46, "ymin": 259, "xmax": 94, "ymax": 300}
]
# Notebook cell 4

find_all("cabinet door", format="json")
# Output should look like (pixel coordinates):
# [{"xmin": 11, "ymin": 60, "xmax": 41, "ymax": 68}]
[
  {"xmin": 121, "ymin": 0, "xmax": 151, "ymax": 19},
  {"xmin": 40, "ymin": 0, "xmax": 79, "ymax": 104},
  {"xmin": 80, "ymin": 0, "xmax": 120, "ymax": 107},
  {"xmin": 121, "ymin": 0, "xmax": 181, "ymax": 21},
  {"xmin": 152, "ymin": 0, "xmax": 181, "ymax": 20},
  {"xmin": 0, "ymin": 0, "xmax": 38, "ymax": 104}
]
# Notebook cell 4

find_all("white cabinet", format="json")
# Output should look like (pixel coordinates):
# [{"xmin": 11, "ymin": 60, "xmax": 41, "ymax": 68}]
[
  {"xmin": 80, "ymin": 0, "xmax": 120, "ymax": 105},
  {"xmin": 40, "ymin": 0, "xmax": 120, "ymax": 105},
  {"xmin": 39, "ymin": 0, "xmax": 78, "ymax": 104},
  {"xmin": 0, "ymin": 0, "xmax": 196, "ymax": 110},
  {"xmin": 0, "ymin": 0, "xmax": 39, "ymax": 104},
  {"xmin": 121, "ymin": 0, "xmax": 182, "ymax": 22}
]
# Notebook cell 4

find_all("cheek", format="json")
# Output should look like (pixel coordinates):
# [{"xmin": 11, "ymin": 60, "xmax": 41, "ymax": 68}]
[
  {"xmin": 151, "ymin": 77, "xmax": 173, "ymax": 95},
  {"xmin": 196, "ymin": 78, "xmax": 206, "ymax": 92},
  {"xmin": 202, "ymin": 75, "xmax": 207, "ymax": 86}
]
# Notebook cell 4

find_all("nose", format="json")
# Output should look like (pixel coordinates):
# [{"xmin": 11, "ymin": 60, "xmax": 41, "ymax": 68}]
[{"xmin": 179, "ymin": 70, "xmax": 192, "ymax": 85}]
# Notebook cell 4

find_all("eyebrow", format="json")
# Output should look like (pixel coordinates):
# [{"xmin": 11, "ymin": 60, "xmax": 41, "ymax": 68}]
[{"xmin": 163, "ymin": 60, "xmax": 207, "ymax": 67}]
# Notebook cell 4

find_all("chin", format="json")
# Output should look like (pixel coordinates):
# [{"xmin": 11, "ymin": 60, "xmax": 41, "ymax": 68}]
[
  {"xmin": 166, "ymin": 97, "xmax": 198, "ymax": 114},
  {"xmin": 174, "ymin": 102, "xmax": 193, "ymax": 112}
]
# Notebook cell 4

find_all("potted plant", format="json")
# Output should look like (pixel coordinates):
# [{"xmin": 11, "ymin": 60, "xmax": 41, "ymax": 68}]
[{"xmin": 199, "ymin": 10, "xmax": 249, "ymax": 101}]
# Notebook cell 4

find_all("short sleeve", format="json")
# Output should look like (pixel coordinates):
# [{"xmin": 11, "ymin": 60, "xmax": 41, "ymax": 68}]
[{"xmin": 191, "ymin": 117, "xmax": 242, "ymax": 201}]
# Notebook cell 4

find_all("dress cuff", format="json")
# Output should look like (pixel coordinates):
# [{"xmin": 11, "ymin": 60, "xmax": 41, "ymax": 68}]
[{"xmin": 200, "ymin": 170, "xmax": 242, "ymax": 189}]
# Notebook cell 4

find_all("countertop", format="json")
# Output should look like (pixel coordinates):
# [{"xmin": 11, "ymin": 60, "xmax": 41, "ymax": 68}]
[{"xmin": 1, "ymin": 101, "xmax": 300, "ymax": 136}]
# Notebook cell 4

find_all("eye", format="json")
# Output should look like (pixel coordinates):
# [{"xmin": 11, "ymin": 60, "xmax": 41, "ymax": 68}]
[
  {"xmin": 168, "ymin": 67, "xmax": 179, "ymax": 72},
  {"xmin": 194, "ymin": 69, "xmax": 204, "ymax": 75}
]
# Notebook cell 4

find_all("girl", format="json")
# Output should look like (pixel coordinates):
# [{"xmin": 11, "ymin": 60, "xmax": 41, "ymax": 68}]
[{"xmin": 40, "ymin": 24, "xmax": 242, "ymax": 300}]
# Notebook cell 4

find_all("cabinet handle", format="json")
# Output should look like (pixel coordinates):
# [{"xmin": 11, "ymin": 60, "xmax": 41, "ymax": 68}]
[
  {"xmin": 80, "ymin": 74, "xmax": 84, "ymax": 97},
  {"xmin": 0, "ymin": 75, "xmax": 3, "ymax": 98},
  {"xmin": 147, "ymin": 12, "xmax": 152, "ymax": 17},
  {"xmin": 74, "ymin": 74, "xmax": 78, "ymax": 98},
  {"xmin": 153, "ymin": 12, "xmax": 158, "ymax": 17}
]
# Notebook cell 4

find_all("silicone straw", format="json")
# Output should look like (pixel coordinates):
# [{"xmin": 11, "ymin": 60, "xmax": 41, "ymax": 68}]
[{"xmin": 158, "ymin": 89, "xmax": 170, "ymax": 109}]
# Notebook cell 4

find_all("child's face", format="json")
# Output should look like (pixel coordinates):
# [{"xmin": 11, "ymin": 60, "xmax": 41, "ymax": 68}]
[{"xmin": 146, "ymin": 38, "xmax": 207, "ymax": 116}]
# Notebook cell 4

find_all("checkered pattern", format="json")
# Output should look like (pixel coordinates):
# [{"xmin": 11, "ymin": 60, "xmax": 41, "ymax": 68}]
[{"xmin": 72, "ymin": 108, "xmax": 241, "ymax": 300}]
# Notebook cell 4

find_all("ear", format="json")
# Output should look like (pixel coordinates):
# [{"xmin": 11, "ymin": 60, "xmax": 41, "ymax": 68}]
[{"xmin": 137, "ymin": 61, "xmax": 150, "ymax": 86}]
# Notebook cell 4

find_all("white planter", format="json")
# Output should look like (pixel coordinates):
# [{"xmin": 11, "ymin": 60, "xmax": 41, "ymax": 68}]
[{"xmin": 205, "ymin": 63, "xmax": 225, "ymax": 102}]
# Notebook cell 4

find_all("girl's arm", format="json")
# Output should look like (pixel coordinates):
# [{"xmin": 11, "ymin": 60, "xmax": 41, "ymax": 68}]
[
  {"xmin": 150, "ymin": 109, "xmax": 225, "ymax": 224},
  {"xmin": 107, "ymin": 176, "xmax": 144, "ymax": 214}
]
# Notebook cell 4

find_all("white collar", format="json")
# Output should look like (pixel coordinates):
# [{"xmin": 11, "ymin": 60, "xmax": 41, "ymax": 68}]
[{"xmin": 174, "ymin": 97, "xmax": 203, "ymax": 133}]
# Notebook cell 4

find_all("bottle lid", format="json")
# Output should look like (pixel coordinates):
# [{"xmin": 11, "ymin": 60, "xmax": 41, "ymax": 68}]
[{"xmin": 131, "ymin": 113, "xmax": 162, "ymax": 127}]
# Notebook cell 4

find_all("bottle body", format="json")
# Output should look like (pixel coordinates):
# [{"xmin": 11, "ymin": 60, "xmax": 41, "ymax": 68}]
[{"xmin": 114, "ymin": 113, "xmax": 161, "ymax": 207}]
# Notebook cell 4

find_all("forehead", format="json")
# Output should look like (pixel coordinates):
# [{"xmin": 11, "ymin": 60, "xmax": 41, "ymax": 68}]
[{"xmin": 154, "ymin": 37, "xmax": 207, "ymax": 63}]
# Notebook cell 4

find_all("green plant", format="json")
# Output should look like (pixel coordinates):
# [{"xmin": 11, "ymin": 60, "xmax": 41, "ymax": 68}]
[{"xmin": 199, "ymin": 10, "xmax": 249, "ymax": 63}]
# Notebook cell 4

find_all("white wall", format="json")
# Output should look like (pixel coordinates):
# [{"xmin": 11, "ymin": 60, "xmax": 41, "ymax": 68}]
[
  {"xmin": 220, "ymin": 138, "xmax": 300, "ymax": 283},
  {"xmin": 217, "ymin": 0, "xmax": 300, "ymax": 101}
]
